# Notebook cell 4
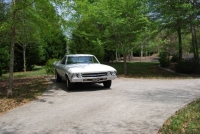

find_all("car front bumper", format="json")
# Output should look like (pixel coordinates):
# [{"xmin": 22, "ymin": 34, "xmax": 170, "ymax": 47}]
[{"xmin": 70, "ymin": 76, "xmax": 117, "ymax": 83}]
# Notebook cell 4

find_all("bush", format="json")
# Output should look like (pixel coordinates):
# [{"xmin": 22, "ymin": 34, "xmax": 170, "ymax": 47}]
[
  {"xmin": 159, "ymin": 52, "xmax": 170, "ymax": 67},
  {"xmin": 0, "ymin": 66, "xmax": 2, "ymax": 76},
  {"xmin": 104, "ymin": 50, "xmax": 115, "ymax": 62},
  {"xmin": 175, "ymin": 60, "xmax": 200, "ymax": 74},
  {"xmin": 14, "ymin": 44, "xmax": 46, "ymax": 72},
  {"xmin": 171, "ymin": 54, "xmax": 179, "ymax": 62},
  {"xmin": 45, "ymin": 59, "xmax": 59, "ymax": 75}
]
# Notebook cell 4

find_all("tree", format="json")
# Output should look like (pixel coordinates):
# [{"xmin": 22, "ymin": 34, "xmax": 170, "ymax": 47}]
[
  {"xmin": 5, "ymin": 0, "xmax": 66, "ymax": 97},
  {"xmin": 188, "ymin": 0, "xmax": 200, "ymax": 60},
  {"xmin": 66, "ymin": 0, "xmax": 151, "ymax": 75},
  {"xmin": 96, "ymin": 0, "xmax": 150, "ymax": 75},
  {"xmin": 149, "ymin": 0, "xmax": 200, "ymax": 61},
  {"xmin": 149, "ymin": 0, "xmax": 191, "ymax": 61},
  {"xmin": 0, "ymin": 0, "xmax": 10, "ymax": 76},
  {"xmin": 16, "ymin": 7, "xmax": 39, "ymax": 72}
]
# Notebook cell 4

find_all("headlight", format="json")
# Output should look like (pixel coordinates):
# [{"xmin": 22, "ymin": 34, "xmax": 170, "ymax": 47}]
[
  {"xmin": 72, "ymin": 73, "xmax": 82, "ymax": 78},
  {"xmin": 107, "ymin": 72, "xmax": 111, "ymax": 76},
  {"xmin": 107, "ymin": 71, "xmax": 116, "ymax": 76},
  {"xmin": 110, "ymin": 71, "xmax": 116, "ymax": 76}
]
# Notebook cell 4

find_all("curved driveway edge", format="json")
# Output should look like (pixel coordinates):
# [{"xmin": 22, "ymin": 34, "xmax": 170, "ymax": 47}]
[{"xmin": 0, "ymin": 77, "xmax": 200, "ymax": 134}]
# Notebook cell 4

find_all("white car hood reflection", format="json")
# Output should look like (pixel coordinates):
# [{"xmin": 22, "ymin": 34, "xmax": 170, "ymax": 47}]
[{"xmin": 66, "ymin": 64, "xmax": 116, "ymax": 73}]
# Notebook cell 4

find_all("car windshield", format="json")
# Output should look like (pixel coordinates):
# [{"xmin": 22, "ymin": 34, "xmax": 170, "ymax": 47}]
[{"xmin": 67, "ymin": 56, "xmax": 99, "ymax": 64}]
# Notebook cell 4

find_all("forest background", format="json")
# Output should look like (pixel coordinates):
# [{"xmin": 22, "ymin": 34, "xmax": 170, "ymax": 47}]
[{"xmin": 0, "ymin": 0, "xmax": 200, "ymax": 96}]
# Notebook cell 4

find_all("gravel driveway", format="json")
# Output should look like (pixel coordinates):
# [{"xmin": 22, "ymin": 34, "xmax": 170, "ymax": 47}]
[{"xmin": 0, "ymin": 77, "xmax": 200, "ymax": 134}]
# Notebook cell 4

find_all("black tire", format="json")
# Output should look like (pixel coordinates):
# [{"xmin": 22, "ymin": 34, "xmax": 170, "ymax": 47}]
[
  {"xmin": 103, "ymin": 80, "xmax": 112, "ymax": 88},
  {"xmin": 66, "ymin": 76, "xmax": 73, "ymax": 91},
  {"xmin": 55, "ymin": 71, "xmax": 62, "ymax": 82}
]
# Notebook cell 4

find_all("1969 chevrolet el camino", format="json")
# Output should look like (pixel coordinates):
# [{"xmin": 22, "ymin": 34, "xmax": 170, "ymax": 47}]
[{"xmin": 53, "ymin": 54, "xmax": 117, "ymax": 90}]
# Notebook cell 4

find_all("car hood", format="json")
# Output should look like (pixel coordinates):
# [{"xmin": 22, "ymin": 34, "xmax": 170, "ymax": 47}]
[{"xmin": 66, "ymin": 63, "xmax": 116, "ymax": 73}]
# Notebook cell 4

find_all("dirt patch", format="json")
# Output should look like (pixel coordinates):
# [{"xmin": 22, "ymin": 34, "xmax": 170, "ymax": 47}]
[{"xmin": 0, "ymin": 77, "xmax": 48, "ymax": 115}]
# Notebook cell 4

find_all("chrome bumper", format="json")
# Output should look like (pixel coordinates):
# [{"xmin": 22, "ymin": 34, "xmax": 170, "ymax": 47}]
[{"xmin": 71, "ymin": 76, "xmax": 117, "ymax": 83}]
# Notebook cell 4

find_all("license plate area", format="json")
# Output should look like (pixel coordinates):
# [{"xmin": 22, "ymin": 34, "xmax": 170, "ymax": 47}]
[{"xmin": 92, "ymin": 78, "xmax": 100, "ymax": 82}]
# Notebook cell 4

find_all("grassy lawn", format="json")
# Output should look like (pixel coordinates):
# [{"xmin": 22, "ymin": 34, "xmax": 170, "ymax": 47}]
[
  {"xmin": 0, "ymin": 63, "xmax": 200, "ymax": 133},
  {"xmin": 0, "ymin": 66, "xmax": 47, "ymax": 80},
  {"xmin": 158, "ymin": 98, "xmax": 200, "ymax": 134},
  {"xmin": 105, "ymin": 62, "xmax": 196, "ymax": 78}
]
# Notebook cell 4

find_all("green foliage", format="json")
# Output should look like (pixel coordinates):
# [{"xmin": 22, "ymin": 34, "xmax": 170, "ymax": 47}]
[
  {"xmin": 67, "ymin": 0, "xmax": 151, "ymax": 75},
  {"xmin": 44, "ymin": 33, "xmax": 67, "ymax": 61},
  {"xmin": 159, "ymin": 52, "xmax": 170, "ymax": 67},
  {"xmin": 69, "ymin": 36, "xmax": 105, "ymax": 62},
  {"xmin": 104, "ymin": 50, "xmax": 115, "ymax": 62},
  {"xmin": 45, "ymin": 59, "xmax": 59, "ymax": 75},
  {"xmin": 0, "ymin": 44, "xmax": 9, "ymax": 76},
  {"xmin": 175, "ymin": 60, "xmax": 200, "ymax": 74},
  {"xmin": 0, "ymin": 66, "xmax": 2, "ymax": 76},
  {"xmin": 14, "ymin": 44, "xmax": 45, "ymax": 72}
]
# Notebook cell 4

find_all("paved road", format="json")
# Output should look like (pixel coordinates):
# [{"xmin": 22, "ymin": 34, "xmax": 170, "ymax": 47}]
[{"xmin": 0, "ymin": 77, "xmax": 200, "ymax": 134}]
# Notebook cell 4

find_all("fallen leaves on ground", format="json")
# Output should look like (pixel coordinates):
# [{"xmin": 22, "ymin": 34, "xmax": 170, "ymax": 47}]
[{"xmin": 0, "ymin": 77, "xmax": 48, "ymax": 115}]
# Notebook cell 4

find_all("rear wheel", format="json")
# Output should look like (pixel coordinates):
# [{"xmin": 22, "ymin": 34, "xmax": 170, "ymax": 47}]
[
  {"xmin": 103, "ymin": 80, "xmax": 112, "ymax": 88},
  {"xmin": 55, "ymin": 71, "xmax": 62, "ymax": 82},
  {"xmin": 66, "ymin": 76, "xmax": 73, "ymax": 91}
]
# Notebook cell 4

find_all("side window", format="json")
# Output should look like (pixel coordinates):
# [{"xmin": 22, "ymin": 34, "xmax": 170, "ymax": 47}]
[{"xmin": 61, "ymin": 56, "xmax": 66, "ymax": 64}]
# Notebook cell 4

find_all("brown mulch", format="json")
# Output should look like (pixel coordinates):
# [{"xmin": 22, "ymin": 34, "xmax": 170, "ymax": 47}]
[
  {"xmin": 165, "ymin": 62, "xmax": 177, "ymax": 72},
  {"xmin": 0, "ymin": 77, "xmax": 48, "ymax": 115}
]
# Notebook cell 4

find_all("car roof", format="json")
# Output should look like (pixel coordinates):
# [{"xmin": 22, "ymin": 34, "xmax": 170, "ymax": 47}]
[{"xmin": 66, "ymin": 54, "xmax": 94, "ymax": 57}]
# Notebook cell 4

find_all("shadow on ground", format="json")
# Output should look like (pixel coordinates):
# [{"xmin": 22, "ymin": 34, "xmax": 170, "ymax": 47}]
[{"xmin": 49, "ymin": 78, "xmax": 110, "ymax": 93}]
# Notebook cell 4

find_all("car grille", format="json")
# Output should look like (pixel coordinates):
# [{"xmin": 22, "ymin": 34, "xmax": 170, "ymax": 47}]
[{"xmin": 82, "ymin": 72, "xmax": 107, "ymax": 77}]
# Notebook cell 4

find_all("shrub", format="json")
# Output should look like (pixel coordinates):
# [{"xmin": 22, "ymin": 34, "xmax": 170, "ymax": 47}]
[
  {"xmin": 159, "ymin": 52, "xmax": 170, "ymax": 67},
  {"xmin": 0, "ymin": 66, "xmax": 2, "ymax": 76},
  {"xmin": 14, "ymin": 44, "xmax": 46, "ymax": 72},
  {"xmin": 45, "ymin": 59, "xmax": 59, "ymax": 75},
  {"xmin": 171, "ymin": 54, "xmax": 179, "ymax": 62},
  {"xmin": 0, "ymin": 45, "xmax": 9, "ymax": 75},
  {"xmin": 175, "ymin": 60, "xmax": 199, "ymax": 74}
]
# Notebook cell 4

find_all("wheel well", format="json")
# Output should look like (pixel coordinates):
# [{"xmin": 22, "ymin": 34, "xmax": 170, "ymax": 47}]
[{"xmin": 65, "ymin": 74, "xmax": 70, "ymax": 80}]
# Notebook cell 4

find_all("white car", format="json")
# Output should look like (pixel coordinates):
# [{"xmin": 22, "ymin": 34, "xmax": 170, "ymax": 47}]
[{"xmin": 53, "ymin": 54, "xmax": 117, "ymax": 90}]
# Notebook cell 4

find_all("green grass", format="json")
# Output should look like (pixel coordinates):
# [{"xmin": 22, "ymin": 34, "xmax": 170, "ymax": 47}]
[
  {"xmin": 159, "ymin": 98, "xmax": 200, "ymax": 134},
  {"xmin": 0, "ymin": 66, "xmax": 47, "ymax": 80},
  {"xmin": 105, "ymin": 62, "xmax": 193, "ymax": 78}
]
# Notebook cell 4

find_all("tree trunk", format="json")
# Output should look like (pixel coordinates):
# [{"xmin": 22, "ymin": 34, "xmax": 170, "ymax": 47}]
[
  {"xmin": 123, "ymin": 53, "xmax": 127, "ymax": 75},
  {"xmin": 8, "ymin": 0, "xmax": 16, "ymax": 97},
  {"xmin": 145, "ymin": 49, "xmax": 147, "ymax": 61},
  {"xmin": 140, "ymin": 45, "xmax": 143, "ymax": 62},
  {"xmin": 131, "ymin": 51, "xmax": 133, "ymax": 60},
  {"xmin": 115, "ymin": 50, "xmax": 118, "ymax": 61},
  {"xmin": 177, "ymin": 25, "xmax": 182, "ymax": 61},
  {"xmin": 23, "ymin": 45, "xmax": 26, "ymax": 72},
  {"xmin": 190, "ymin": 14, "xmax": 198, "ymax": 60}
]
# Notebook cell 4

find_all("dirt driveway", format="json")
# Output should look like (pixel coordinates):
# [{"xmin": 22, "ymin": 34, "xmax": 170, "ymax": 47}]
[{"xmin": 0, "ymin": 77, "xmax": 200, "ymax": 134}]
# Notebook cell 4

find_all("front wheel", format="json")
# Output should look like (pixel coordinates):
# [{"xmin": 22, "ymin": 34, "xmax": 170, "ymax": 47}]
[
  {"xmin": 103, "ymin": 80, "xmax": 112, "ymax": 88},
  {"xmin": 66, "ymin": 77, "xmax": 73, "ymax": 91},
  {"xmin": 55, "ymin": 71, "xmax": 62, "ymax": 82}
]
